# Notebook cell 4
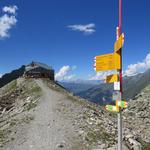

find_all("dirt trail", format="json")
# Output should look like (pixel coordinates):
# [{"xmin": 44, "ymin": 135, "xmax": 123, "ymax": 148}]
[
  {"xmin": 3, "ymin": 79, "xmax": 85, "ymax": 150},
  {"xmin": 2, "ymin": 79, "xmax": 129, "ymax": 150}
]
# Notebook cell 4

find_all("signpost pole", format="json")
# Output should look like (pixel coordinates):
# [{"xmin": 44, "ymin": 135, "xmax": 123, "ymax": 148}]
[
  {"xmin": 118, "ymin": 0, "xmax": 123, "ymax": 150},
  {"xmin": 94, "ymin": 1, "xmax": 125, "ymax": 149}
]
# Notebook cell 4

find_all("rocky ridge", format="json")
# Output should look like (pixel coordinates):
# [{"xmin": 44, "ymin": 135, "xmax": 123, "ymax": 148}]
[
  {"xmin": 0, "ymin": 78, "xmax": 41, "ymax": 147},
  {"xmin": 123, "ymin": 84, "xmax": 150, "ymax": 150}
]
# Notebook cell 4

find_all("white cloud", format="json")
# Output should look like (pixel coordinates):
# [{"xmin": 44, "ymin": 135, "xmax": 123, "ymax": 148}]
[
  {"xmin": 67, "ymin": 23, "xmax": 95, "ymax": 35},
  {"xmin": 3, "ymin": 5, "xmax": 18, "ymax": 15},
  {"xmin": 0, "ymin": 5, "xmax": 18, "ymax": 39},
  {"xmin": 55, "ymin": 65, "xmax": 77, "ymax": 81},
  {"xmin": 146, "ymin": 53, "xmax": 150, "ymax": 67},
  {"xmin": 63, "ymin": 74, "xmax": 76, "ymax": 81},
  {"xmin": 89, "ymin": 70, "xmax": 116, "ymax": 80},
  {"xmin": 55, "ymin": 65, "xmax": 70, "ymax": 80},
  {"xmin": 0, "ymin": 14, "xmax": 17, "ymax": 38},
  {"xmin": 0, "ymin": 74, "xmax": 2, "ymax": 78},
  {"xmin": 125, "ymin": 53, "xmax": 150, "ymax": 76}
]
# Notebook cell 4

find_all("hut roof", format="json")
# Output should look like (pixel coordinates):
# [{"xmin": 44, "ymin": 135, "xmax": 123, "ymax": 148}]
[{"xmin": 25, "ymin": 61, "xmax": 53, "ymax": 72}]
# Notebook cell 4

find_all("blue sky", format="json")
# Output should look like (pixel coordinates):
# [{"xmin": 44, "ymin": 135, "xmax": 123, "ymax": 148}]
[{"xmin": 0, "ymin": 0, "xmax": 150, "ymax": 80}]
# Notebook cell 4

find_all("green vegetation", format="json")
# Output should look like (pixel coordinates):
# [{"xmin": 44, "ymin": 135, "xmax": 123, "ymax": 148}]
[
  {"xmin": 11, "ymin": 137, "xmax": 15, "ymax": 141},
  {"xmin": 21, "ymin": 115, "xmax": 34, "ymax": 124},
  {"xmin": 138, "ymin": 138, "xmax": 150, "ymax": 150},
  {"xmin": 23, "ymin": 81, "xmax": 42, "ymax": 111},
  {"xmin": 29, "ymin": 86, "xmax": 41, "ymax": 94},
  {"xmin": 9, "ymin": 116, "xmax": 34, "ymax": 127},
  {"xmin": 28, "ymin": 83, "xmax": 42, "ymax": 98},
  {"xmin": 0, "ymin": 129, "xmax": 5, "ymax": 144},
  {"xmin": 10, "ymin": 119, "xmax": 17, "ymax": 127},
  {"xmin": 25, "ymin": 101, "xmax": 37, "ymax": 111},
  {"xmin": 4, "ymin": 80, "xmax": 17, "ymax": 93},
  {"xmin": 0, "ymin": 78, "xmax": 41, "ymax": 148},
  {"xmin": 10, "ymin": 80, "xmax": 17, "ymax": 90},
  {"xmin": 85, "ymin": 128, "xmax": 115, "ymax": 145}
]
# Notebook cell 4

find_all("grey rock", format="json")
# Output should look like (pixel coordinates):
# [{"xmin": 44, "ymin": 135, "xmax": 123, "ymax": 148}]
[{"xmin": 128, "ymin": 138, "xmax": 142, "ymax": 150}]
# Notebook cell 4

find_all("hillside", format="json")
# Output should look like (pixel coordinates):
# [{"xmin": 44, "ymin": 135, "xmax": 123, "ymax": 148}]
[
  {"xmin": 59, "ymin": 82, "xmax": 97, "ymax": 94},
  {"xmin": 61, "ymin": 69, "xmax": 150, "ymax": 104},
  {"xmin": 0, "ymin": 65, "xmax": 25, "ymax": 88},
  {"xmin": 0, "ymin": 77, "xmax": 149, "ymax": 149},
  {"xmin": 0, "ymin": 78, "xmax": 121, "ymax": 150},
  {"xmin": 123, "ymin": 69, "xmax": 150, "ymax": 99},
  {"xmin": 77, "ymin": 83, "xmax": 113, "ymax": 104},
  {"xmin": 123, "ymin": 84, "xmax": 150, "ymax": 149}
]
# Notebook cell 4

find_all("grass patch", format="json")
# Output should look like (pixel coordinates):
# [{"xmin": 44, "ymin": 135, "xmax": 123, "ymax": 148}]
[
  {"xmin": 27, "ymin": 85, "xmax": 41, "ymax": 97},
  {"xmin": 138, "ymin": 138, "xmax": 150, "ymax": 150},
  {"xmin": 10, "ymin": 119, "xmax": 17, "ymax": 127},
  {"xmin": 24, "ymin": 85, "xmax": 41, "ymax": 111},
  {"xmin": 85, "ymin": 128, "xmax": 115, "ymax": 144},
  {"xmin": 25, "ymin": 101, "xmax": 37, "ymax": 111},
  {"xmin": 0, "ymin": 130, "xmax": 5, "ymax": 144},
  {"xmin": 101, "ymin": 131, "xmax": 112, "ymax": 141},
  {"xmin": 11, "ymin": 80, "xmax": 17, "ymax": 90},
  {"xmin": 21, "ymin": 115, "xmax": 34, "ymax": 124},
  {"xmin": 30, "ymin": 86, "xmax": 41, "ymax": 94},
  {"xmin": 2, "ymin": 80, "xmax": 17, "ymax": 94},
  {"xmin": 11, "ymin": 137, "xmax": 15, "ymax": 141}
]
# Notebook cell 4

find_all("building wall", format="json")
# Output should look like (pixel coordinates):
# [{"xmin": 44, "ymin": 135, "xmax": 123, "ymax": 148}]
[{"xmin": 24, "ymin": 67, "xmax": 54, "ymax": 81}]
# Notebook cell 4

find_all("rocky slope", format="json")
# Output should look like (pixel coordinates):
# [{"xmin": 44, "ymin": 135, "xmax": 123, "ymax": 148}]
[
  {"xmin": 0, "ymin": 78, "xmax": 118, "ymax": 150},
  {"xmin": 0, "ymin": 78, "xmax": 42, "ymax": 147},
  {"xmin": 0, "ymin": 77, "xmax": 149, "ymax": 149},
  {"xmin": 123, "ymin": 84, "xmax": 150, "ymax": 150}
]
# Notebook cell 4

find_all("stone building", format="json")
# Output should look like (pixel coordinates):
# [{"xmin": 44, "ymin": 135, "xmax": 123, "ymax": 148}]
[{"xmin": 24, "ymin": 61, "xmax": 54, "ymax": 80}]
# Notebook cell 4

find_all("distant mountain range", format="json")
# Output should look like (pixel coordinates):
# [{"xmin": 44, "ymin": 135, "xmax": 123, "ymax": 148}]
[
  {"xmin": 122, "ymin": 69, "xmax": 150, "ymax": 99},
  {"xmin": 0, "ymin": 66, "xmax": 25, "ymax": 88},
  {"xmin": 60, "ymin": 69, "xmax": 150, "ymax": 105},
  {"xmin": 59, "ymin": 80, "xmax": 100, "ymax": 94}
]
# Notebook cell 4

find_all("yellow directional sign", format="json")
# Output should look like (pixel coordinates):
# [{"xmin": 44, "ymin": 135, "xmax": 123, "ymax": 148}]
[
  {"xmin": 114, "ymin": 52, "xmax": 121, "ymax": 69},
  {"xmin": 116, "ymin": 100, "xmax": 128, "ymax": 108},
  {"xmin": 95, "ymin": 53, "xmax": 114, "ymax": 61},
  {"xmin": 105, "ymin": 74, "xmax": 119, "ymax": 83},
  {"xmin": 94, "ymin": 53, "xmax": 121, "ymax": 71},
  {"xmin": 105, "ymin": 105, "xmax": 119, "ymax": 112},
  {"xmin": 114, "ymin": 33, "xmax": 124, "ymax": 52}
]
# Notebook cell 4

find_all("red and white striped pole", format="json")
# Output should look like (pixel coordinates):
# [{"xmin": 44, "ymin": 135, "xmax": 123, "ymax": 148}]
[{"xmin": 118, "ymin": 0, "xmax": 123, "ymax": 149}]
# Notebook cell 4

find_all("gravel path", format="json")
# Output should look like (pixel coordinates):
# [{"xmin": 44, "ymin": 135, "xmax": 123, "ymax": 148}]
[
  {"xmin": 3, "ymin": 79, "xmax": 86, "ymax": 150},
  {"xmin": 2, "ymin": 79, "xmax": 129, "ymax": 150}
]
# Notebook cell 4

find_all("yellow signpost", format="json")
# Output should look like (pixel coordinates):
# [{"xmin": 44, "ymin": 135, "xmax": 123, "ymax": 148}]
[
  {"xmin": 105, "ymin": 74, "xmax": 119, "ymax": 83},
  {"xmin": 95, "ymin": 53, "xmax": 114, "ymax": 60},
  {"xmin": 93, "ymin": 1, "xmax": 125, "ymax": 149},
  {"xmin": 94, "ymin": 53, "xmax": 121, "ymax": 71},
  {"xmin": 116, "ymin": 100, "xmax": 128, "ymax": 108},
  {"xmin": 105, "ymin": 105, "xmax": 119, "ymax": 112},
  {"xmin": 114, "ymin": 52, "xmax": 121, "ymax": 69},
  {"xmin": 114, "ymin": 33, "xmax": 124, "ymax": 52}
]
